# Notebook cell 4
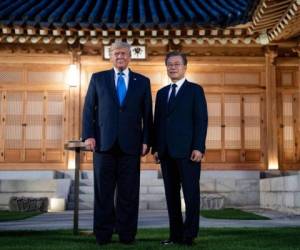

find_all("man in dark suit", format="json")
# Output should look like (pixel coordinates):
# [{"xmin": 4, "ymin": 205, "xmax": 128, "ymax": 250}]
[
  {"xmin": 82, "ymin": 41, "xmax": 153, "ymax": 245},
  {"xmin": 153, "ymin": 51, "xmax": 208, "ymax": 246}
]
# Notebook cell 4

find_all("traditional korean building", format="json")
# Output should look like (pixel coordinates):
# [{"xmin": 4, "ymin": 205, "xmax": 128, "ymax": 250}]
[{"xmin": 0, "ymin": 0, "xmax": 299, "ymax": 175}]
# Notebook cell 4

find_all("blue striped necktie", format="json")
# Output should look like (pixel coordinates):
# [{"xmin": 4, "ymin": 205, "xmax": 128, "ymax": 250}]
[{"xmin": 117, "ymin": 72, "xmax": 126, "ymax": 105}]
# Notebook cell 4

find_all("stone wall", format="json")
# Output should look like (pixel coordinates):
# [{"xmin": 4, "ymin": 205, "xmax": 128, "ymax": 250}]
[
  {"xmin": 200, "ymin": 171, "xmax": 260, "ymax": 207},
  {"xmin": 260, "ymin": 174, "xmax": 300, "ymax": 214},
  {"xmin": 0, "ymin": 179, "xmax": 71, "ymax": 211},
  {"xmin": 0, "ymin": 170, "xmax": 261, "ymax": 211}
]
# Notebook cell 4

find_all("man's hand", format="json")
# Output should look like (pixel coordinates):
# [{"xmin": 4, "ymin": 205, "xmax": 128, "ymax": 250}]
[
  {"xmin": 153, "ymin": 152, "xmax": 160, "ymax": 164},
  {"xmin": 141, "ymin": 144, "xmax": 149, "ymax": 156},
  {"xmin": 84, "ymin": 138, "xmax": 96, "ymax": 151},
  {"xmin": 190, "ymin": 150, "xmax": 203, "ymax": 162}
]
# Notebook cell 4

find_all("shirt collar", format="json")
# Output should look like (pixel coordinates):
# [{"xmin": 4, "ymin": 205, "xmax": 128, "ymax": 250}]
[
  {"xmin": 170, "ymin": 77, "xmax": 186, "ymax": 88},
  {"xmin": 114, "ymin": 67, "xmax": 129, "ymax": 78}
]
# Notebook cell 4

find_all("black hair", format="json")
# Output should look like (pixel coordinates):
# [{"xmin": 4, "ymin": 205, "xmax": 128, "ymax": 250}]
[{"xmin": 165, "ymin": 51, "xmax": 187, "ymax": 66}]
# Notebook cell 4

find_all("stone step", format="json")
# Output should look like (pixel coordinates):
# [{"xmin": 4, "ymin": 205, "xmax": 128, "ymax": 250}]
[
  {"xmin": 69, "ymin": 186, "xmax": 93, "ymax": 194},
  {"xmin": 78, "ymin": 186, "xmax": 93, "ymax": 193},
  {"xmin": 140, "ymin": 179, "xmax": 164, "ymax": 186},
  {"xmin": 140, "ymin": 201, "xmax": 167, "ymax": 210},
  {"xmin": 67, "ymin": 202, "xmax": 93, "ymax": 210},
  {"xmin": 140, "ymin": 194, "xmax": 165, "ymax": 202},
  {"xmin": 65, "ymin": 170, "xmax": 161, "ymax": 181},
  {"xmin": 73, "ymin": 180, "xmax": 93, "ymax": 186},
  {"xmin": 0, "ymin": 171, "xmax": 58, "ymax": 180},
  {"xmin": 69, "ymin": 192, "xmax": 166, "ymax": 202},
  {"xmin": 67, "ymin": 170, "xmax": 165, "ymax": 210},
  {"xmin": 148, "ymin": 201, "xmax": 167, "ymax": 210},
  {"xmin": 0, "ymin": 205, "xmax": 9, "ymax": 210},
  {"xmin": 69, "ymin": 194, "xmax": 93, "ymax": 203},
  {"xmin": 70, "ymin": 186, "xmax": 165, "ymax": 195},
  {"xmin": 67, "ymin": 200, "xmax": 167, "ymax": 210},
  {"xmin": 140, "ymin": 170, "xmax": 159, "ymax": 180}
]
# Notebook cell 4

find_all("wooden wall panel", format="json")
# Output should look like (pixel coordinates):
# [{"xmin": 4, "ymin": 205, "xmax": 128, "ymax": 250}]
[
  {"xmin": 27, "ymin": 72, "xmax": 65, "ymax": 85},
  {"xmin": 187, "ymin": 72, "xmax": 223, "ymax": 85},
  {"xmin": 0, "ymin": 71, "xmax": 22, "ymax": 84},
  {"xmin": 277, "ymin": 67, "xmax": 298, "ymax": 87},
  {"xmin": 224, "ymin": 72, "xmax": 260, "ymax": 85},
  {"xmin": 5, "ymin": 54, "xmax": 299, "ymax": 170}
]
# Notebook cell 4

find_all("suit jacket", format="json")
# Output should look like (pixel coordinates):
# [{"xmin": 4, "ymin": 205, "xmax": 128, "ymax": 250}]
[
  {"xmin": 153, "ymin": 80, "xmax": 208, "ymax": 158},
  {"xmin": 82, "ymin": 69, "xmax": 153, "ymax": 155}
]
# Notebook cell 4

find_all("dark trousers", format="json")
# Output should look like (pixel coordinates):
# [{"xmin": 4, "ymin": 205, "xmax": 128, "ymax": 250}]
[
  {"xmin": 160, "ymin": 155, "xmax": 200, "ymax": 241},
  {"xmin": 93, "ymin": 143, "xmax": 140, "ymax": 242}
]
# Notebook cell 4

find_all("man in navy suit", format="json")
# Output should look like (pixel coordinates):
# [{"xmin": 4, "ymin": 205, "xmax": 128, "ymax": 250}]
[
  {"xmin": 153, "ymin": 51, "xmax": 208, "ymax": 246},
  {"xmin": 82, "ymin": 41, "xmax": 153, "ymax": 245}
]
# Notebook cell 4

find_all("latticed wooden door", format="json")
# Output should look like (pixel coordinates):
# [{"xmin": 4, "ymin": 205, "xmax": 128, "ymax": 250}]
[
  {"xmin": 278, "ymin": 93, "xmax": 300, "ymax": 168},
  {"xmin": 204, "ymin": 93, "xmax": 264, "ymax": 166},
  {"xmin": 2, "ymin": 91, "xmax": 24, "ymax": 162},
  {"xmin": 0, "ymin": 90, "xmax": 66, "ymax": 163}
]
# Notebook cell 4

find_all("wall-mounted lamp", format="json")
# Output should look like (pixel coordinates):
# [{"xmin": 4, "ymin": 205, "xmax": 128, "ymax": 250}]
[
  {"xmin": 67, "ymin": 64, "xmax": 79, "ymax": 87},
  {"xmin": 268, "ymin": 159, "xmax": 279, "ymax": 170}
]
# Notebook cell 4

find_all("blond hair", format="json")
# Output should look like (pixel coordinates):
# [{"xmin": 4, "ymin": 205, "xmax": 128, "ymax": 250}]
[{"xmin": 109, "ymin": 41, "xmax": 131, "ymax": 56}]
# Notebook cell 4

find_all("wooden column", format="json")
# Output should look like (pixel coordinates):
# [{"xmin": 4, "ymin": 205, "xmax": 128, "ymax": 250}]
[
  {"xmin": 265, "ymin": 46, "xmax": 279, "ymax": 170},
  {"xmin": 293, "ymin": 46, "xmax": 300, "ymax": 163}
]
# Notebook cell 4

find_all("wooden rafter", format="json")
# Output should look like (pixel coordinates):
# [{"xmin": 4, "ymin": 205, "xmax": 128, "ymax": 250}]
[{"xmin": 251, "ymin": 0, "xmax": 300, "ymax": 42}]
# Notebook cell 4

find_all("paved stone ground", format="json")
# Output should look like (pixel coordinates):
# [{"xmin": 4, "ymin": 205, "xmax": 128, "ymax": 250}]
[{"xmin": 1, "ymin": 208, "xmax": 300, "ymax": 231}]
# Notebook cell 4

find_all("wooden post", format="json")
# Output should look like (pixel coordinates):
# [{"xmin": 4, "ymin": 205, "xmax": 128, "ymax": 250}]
[
  {"xmin": 264, "ymin": 46, "xmax": 279, "ymax": 170},
  {"xmin": 64, "ymin": 140, "xmax": 87, "ymax": 235},
  {"xmin": 73, "ymin": 146, "xmax": 80, "ymax": 235},
  {"xmin": 292, "ymin": 46, "xmax": 300, "ymax": 162}
]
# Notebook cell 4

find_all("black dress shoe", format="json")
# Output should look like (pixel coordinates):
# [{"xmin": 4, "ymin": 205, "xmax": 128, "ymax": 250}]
[{"xmin": 160, "ymin": 239, "xmax": 182, "ymax": 245}]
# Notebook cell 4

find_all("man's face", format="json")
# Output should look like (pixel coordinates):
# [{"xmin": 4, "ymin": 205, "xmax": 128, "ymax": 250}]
[
  {"xmin": 166, "ymin": 56, "xmax": 187, "ymax": 82},
  {"xmin": 110, "ymin": 47, "xmax": 131, "ymax": 71}
]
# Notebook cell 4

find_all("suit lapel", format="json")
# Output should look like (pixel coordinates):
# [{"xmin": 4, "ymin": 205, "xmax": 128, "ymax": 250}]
[
  {"xmin": 159, "ymin": 87, "xmax": 169, "ymax": 116},
  {"xmin": 107, "ymin": 69, "xmax": 119, "ymax": 104},
  {"xmin": 122, "ymin": 69, "xmax": 136, "ymax": 106},
  {"xmin": 167, "ymin": 80, "xmax": 188, "ymax": 114}
]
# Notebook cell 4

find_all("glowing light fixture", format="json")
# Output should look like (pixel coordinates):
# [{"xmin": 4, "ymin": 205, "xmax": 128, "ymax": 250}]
[{"xmin": 67, "ymin": 64, "xmax": 79, "ymax": 87}]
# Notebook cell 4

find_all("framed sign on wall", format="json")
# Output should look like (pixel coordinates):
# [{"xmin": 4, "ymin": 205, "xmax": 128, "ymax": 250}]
[{"xmin": 103, "ymin": 45, "xmax": 147, "ymax": 60}]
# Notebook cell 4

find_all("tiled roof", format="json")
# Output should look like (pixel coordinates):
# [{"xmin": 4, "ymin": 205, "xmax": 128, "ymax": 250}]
[{"xmin": 0, "ymin": 0, "xmax": 256, "ymax": 30}]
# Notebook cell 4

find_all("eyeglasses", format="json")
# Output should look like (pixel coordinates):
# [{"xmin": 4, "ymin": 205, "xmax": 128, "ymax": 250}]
[{"xmin": 166, "ymin": 63, "xmax": 184, "ymax": 68}]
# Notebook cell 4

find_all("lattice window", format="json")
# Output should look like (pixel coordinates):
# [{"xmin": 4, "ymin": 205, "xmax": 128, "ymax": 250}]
[
  {"xmin": 5, "ymin": 92, "xmax": 23, "ymax": 149},
  {"xmin": 244, "ymin": 95, "xmax": 261, "ymax": 149},
  {"xmin": 282, "ymin": 95, "xmax": 295, "ymax": 157},
  {"xmin": 25, "ymin": 92, "xmax": 44, "ymax": 148},
  {"xmin": 46, "ymin": 91, "xmax": 64, "ymax": 148},
  {"xmin": 224, "ymin": 95, "xmax": 241, "ymax": 149},
  {"xmin": 206, "ymin": 95, "xmax": 222, "ymax": 149}
]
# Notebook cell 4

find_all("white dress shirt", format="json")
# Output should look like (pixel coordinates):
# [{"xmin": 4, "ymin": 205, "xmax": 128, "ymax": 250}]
[
  {"xmin": 168, "ymin": 77, "xmax": 186, "ymax": 100},
  {"xmin": 114, "ymin": 67, "xmax": 129, "ymax": 90}
]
